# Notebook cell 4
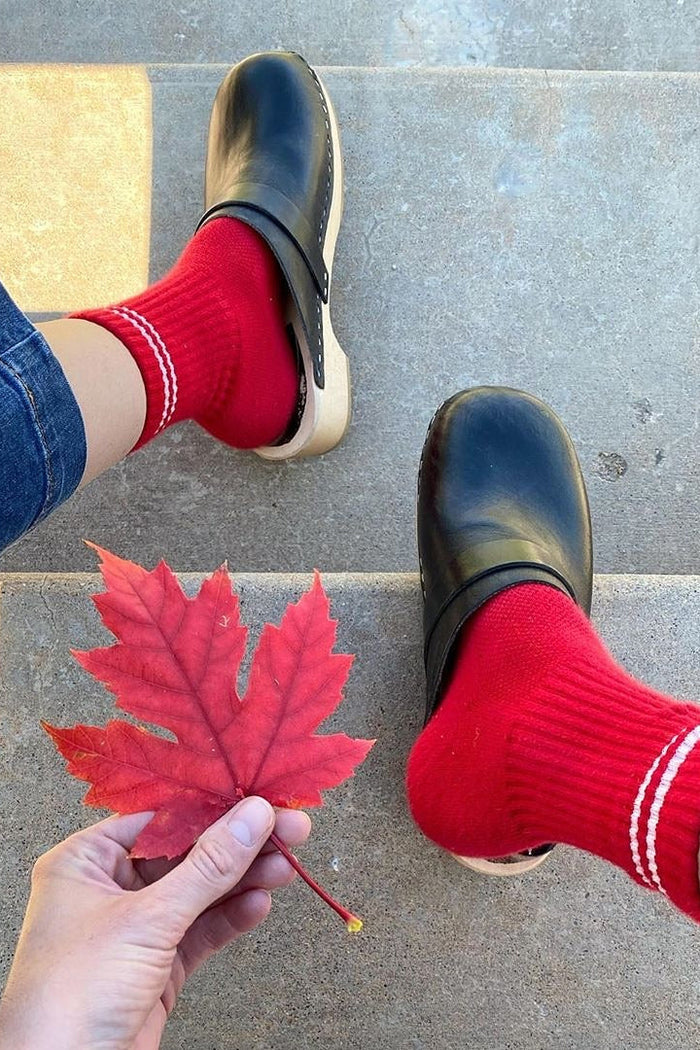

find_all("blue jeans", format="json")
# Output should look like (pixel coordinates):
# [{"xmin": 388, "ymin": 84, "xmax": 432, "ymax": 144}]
[{"xmin": 0, "ymin": 280, "xmax": 86, "ymax": 553}]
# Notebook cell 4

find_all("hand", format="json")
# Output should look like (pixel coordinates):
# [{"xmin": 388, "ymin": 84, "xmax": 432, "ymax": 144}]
[{"xmin": 0, "ymin": 797, "xmax": 310, "ymax": 1050}]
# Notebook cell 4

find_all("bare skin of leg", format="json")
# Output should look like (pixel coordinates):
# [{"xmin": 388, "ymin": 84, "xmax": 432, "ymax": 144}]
[{"xmin": 36, "ymin": 319, "xmax": 146, "ymax": 486}]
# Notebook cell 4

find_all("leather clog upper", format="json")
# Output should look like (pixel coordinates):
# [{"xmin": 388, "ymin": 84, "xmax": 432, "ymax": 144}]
[
  {"xmin": 196, "ymin": 51, "xmax": 334, "ymax": 388},
  {"xmin": 419, "ymin": 387, "xmax": 593, "ymax": 722}
]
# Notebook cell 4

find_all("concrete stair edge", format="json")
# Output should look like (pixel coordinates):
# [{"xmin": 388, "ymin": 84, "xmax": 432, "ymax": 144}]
[{"xmin": 2, "ymin": 570, "xmax": 700, "ymax": 587}]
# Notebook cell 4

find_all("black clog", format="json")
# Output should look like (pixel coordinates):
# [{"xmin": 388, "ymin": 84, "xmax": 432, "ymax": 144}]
[
  {"xmin": 197, "ymin": 51, "xmax": 349, "ymax": 459},
  {"xmin": 417, "ymin": 387, "xmax": 593, "ymax": 875}
]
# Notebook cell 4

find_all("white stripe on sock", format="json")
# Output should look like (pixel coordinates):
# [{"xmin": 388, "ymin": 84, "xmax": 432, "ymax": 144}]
[
  {"xmin": 118, "ymin": 306, "xmax": 179, "ymax": 426},
  {"xmin": 645, "ymin": 724, "xmax": 700, "ymax": 895},
  {"xmin": 111, "ymin": 308, "xmax": 171, "ymax": 432},
  {"xmin": 629, "ymin": 732, "xmax": 682, "ymax": 888}
]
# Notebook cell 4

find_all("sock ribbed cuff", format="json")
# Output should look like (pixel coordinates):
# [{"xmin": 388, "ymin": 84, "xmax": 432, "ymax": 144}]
[
  {"xmin": 69, "ymin": 217, "xmax": 298, "ymax": 453},
  {"xmin": 510, "ymin": 660, "xmax": 700, "ymax": 918},
  {"xmin": 71, "ymin": 268, "xmax": 234, "ymax": 449}
]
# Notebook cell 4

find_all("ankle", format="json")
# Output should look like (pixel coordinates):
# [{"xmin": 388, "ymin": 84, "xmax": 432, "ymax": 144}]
[{"xmin": 69, "ymin": 217, "xmax": 298, "ymax": 451}]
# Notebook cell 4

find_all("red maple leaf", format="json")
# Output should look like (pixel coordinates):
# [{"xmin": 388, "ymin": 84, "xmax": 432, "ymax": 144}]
[{"xmin": 43, "ymin": 545, "xmax": 374, "ymax": 929}]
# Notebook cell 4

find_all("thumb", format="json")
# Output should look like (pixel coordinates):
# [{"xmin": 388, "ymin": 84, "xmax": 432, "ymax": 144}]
[{"xmin": 144, "ymin": 796, "xmax": 275, "ymax": 934}]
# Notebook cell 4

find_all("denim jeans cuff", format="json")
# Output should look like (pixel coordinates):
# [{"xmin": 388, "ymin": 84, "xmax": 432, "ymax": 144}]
[{"xmin": 0, "ymin": 281, "xmax": 87, "ymax": 549}]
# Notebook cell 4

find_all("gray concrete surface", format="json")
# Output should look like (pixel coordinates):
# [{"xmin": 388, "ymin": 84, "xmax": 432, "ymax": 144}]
[
  {"xmin": 7, "ymin": 67, "xmax": 700, "ymax": 576},
  {"xmin": 0, "ymin": 0, "xmax": 698, "ymax": 70},
  {"xmin": 1, "ymin": 570, "xmax": 700, "ymax": 1048}
]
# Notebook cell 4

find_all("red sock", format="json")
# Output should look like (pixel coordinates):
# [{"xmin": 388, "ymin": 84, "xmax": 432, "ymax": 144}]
[
  {"xmin": 71, "ymin": 218, "xmax": 298, "ymax": 450},
  {"xmin": 407, "ymin": 584, "xmax": 700, "ymax": 923}
]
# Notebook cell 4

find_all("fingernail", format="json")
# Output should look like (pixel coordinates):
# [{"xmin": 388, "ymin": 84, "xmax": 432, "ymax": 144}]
[{"xmin": 228, "ymin": 797, "xmax": 272, "ymax": 847}]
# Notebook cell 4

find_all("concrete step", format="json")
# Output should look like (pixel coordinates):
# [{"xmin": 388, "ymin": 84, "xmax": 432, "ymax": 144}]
[
  {"xmin": 0, "ymin": 2, "xmax": 698, "ymax": 71},
  {"xmin": 2, "ymin": 569, "xmax": 700, "ymax": 1049},
  {"xmin": 2, "ymin": 65, "xmax": 699, "ymax": 575}
]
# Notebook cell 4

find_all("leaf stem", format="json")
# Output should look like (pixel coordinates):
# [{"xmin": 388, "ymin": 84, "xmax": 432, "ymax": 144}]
[{"xmin": 269, "ymin": 832, "xmax": 363, "ymax": 933}]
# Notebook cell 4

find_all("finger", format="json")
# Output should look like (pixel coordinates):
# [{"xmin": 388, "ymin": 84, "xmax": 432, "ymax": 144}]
[
  {"xmin": 225, "ymin": 850, "xmax": 298, "ymax": 894},
  {"xmin": 179, "ymin": 889, "xmax": 272, "ymax": 977},
  {"xmin": 89, "ymin": 812, "xmax": 157, "ymax": 887},
  {"xmin": 187, "ymin": 845, "xmax": 300, "ymax": 916},
  {"xmin": 142, "ymin": 797, "xmax": 274, "ymax": 936},
  {"xmin": 72, "ymin": 811, "xmax": 156, "ymax": 851},
  {"xmin": 198, "ymin": 809, "xmax": 310, "ymax": 906},
  {"xmin": 133, "ymin": 850, "xmax": 297, "ymax": 904},
  {"xmin": 135, "ymin": 810, "xmax": 310, "ymax": 889},
  {"xmin": 43, "ymin": 811, "xmax": 156, "ymax": 888},
  {"xmin": 259, "ymin": 809, "xmax": 311, "ymax": 854}
]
